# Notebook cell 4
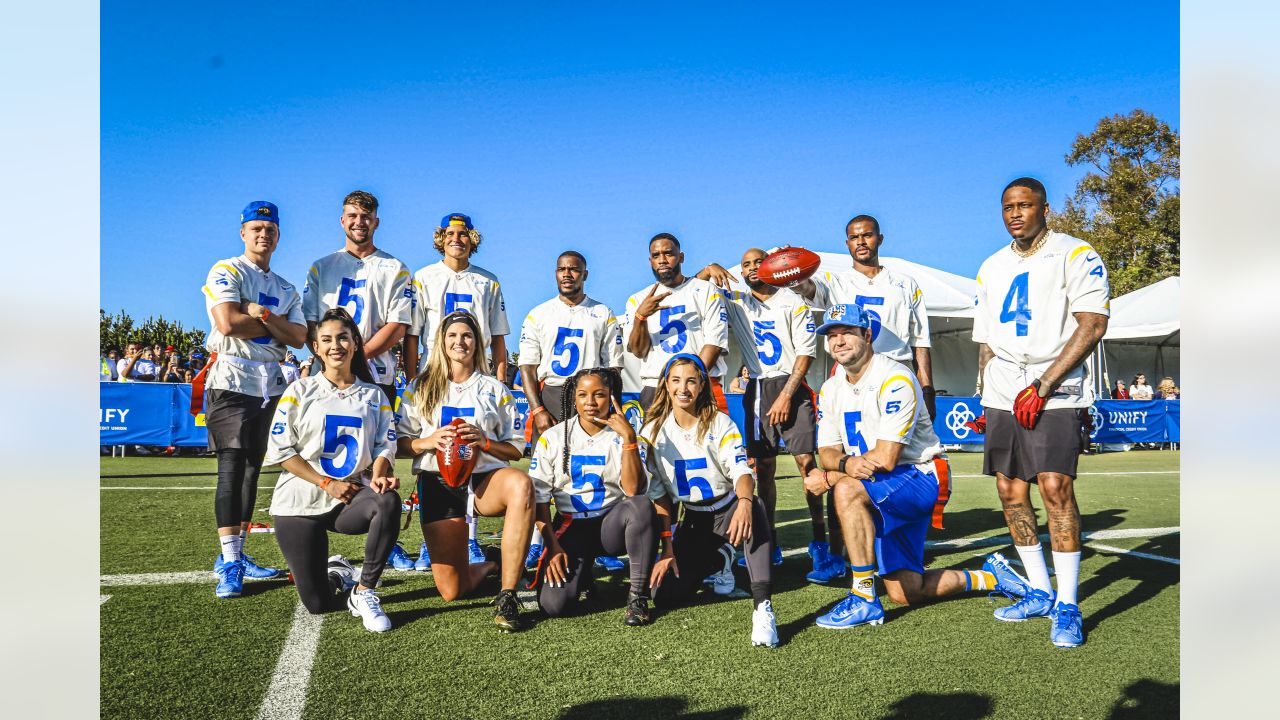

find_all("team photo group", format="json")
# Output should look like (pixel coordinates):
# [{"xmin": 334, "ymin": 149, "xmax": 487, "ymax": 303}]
[{"xmin": 200, "ymin": 174, "xmax": 1108, "ymax": 651}]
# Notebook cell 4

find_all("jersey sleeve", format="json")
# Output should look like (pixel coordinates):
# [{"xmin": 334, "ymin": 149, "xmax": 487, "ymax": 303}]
[
  {"xmin": 702, "ymin": 287, "xmax": 730, "ymax": 351},
  {"xmin": 282, "ymin": 286, "xmax": 306, "ymax": 326},
  {"xmin": 906, "ymin": 278, "xmax": 931, "ymax": 348},
  {"xmin": 713, "ymin": 416, "xmax": 752, "ymax": 481},
  {"xmin": 387, "ymin": 265, "xmax": 415, "ymax": 325},
  {"xmin": 494, "ymin": 388, "xmax": 519, "ymax": 444},
  {"xmin": 1064, "ymin": 244, "xmax": 1111, "ymax": 316},
  {"xmin": 874, "ymin": 372, "xmax": 920, "ymax": 444},
  {"xmin": 603, "ymin": 314, "xmax": 624, "ymax": 368},
  {"xmin": 371, "ymin": 398, "xmax": 398, "ymax": 465},
  {"xmin": 263, "ymin": 392, "xmax": 303, "ymax": 467},
  {"xmin": 489, "ymin": 280, "xmax": 510, "ymax": 336},
  {"xmin": 639, "ymin": 433, "xmax": 672, "ymax": 502},
  {"xmin": 807, "ymin": 273, "xmax": 834, "ymax": 311},
  {"xmin": 815, "ymin": 382, "xmax": 843, "ymax": 449},
  {"xmin": 302, "ymin": 263, "xmax": 322, "ymax": 322},
  {"xmin": 203, "ymin": 261, "xmax": 243, "ymax": 308},
  {"xmin": 518, "ymin": 312, "xmax": 542, "ymax": 367},
  {"xmin": 528, "ymin": 434, "xmax": 556, "ymax": 505},
  {"xmin": 971, "ymin": 267, "xmax": 989, "ymax": 344},
  {"xmin": 410, "ymin": 272, "xmax": 428, "ymax": 337},
  {"xmin": 791, "ymin": 301, "xmax": 818, "ymax": 358},
  {"xmin": 395, "ymin": 390, "xmax": 424, "ymax": 440}
]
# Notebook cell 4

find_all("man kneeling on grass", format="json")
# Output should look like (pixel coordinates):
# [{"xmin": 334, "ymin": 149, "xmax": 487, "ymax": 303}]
[{"xmin": 805, "ymin": 305, "xmax": 1026, "ymax": 628}]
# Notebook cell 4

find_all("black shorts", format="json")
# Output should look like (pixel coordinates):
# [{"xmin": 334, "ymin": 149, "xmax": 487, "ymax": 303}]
[
  {"xmin": 205, "ymin": 390, "xmax": 280, "ymax": 455},
  {"xmin": 539, "ymin": 384, "xmax": 567, "ymax": 423},
  {"xmin": 416, "ymin": 469, "xmax": 498, "ymax": 525},
  {"xmin": 983, "ymin": 407, "xmax": 1088, "ymax": 482},
  {"xmin": 742, "ymin": 376, "xmax": 817, "ymax": 458}
]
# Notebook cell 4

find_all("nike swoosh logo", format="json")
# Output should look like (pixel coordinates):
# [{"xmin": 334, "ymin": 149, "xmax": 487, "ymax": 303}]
[
  {"xmin": 1085, "ymin": 253, "xmax": 1098, "ymax": 262},
  {"xmin": 889, "ymin": 387, "xmax": 905, "ymax": 393}
]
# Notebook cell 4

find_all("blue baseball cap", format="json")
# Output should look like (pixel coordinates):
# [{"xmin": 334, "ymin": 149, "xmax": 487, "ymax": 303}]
[
  {"xmin": 241, "ymin": 201, "xmax": 279, "ymax": 225},
  {"xmin": 662, "ymin": 352, "xmax": 707, "ymax": 378},
  {"xmin": 815, "ymin": 304, "xmax": 872, "ymax": 335},
  {"xmin": 440, "ymin": 212, "xmax": 473, "ymax": 230}
]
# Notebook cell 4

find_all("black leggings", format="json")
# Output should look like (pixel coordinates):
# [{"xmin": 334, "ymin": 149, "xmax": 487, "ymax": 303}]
[
  {"xmin": 653, "ymin": 496, "xmax": 773, "ymax": 608},
  {"xmin": 274, "ymin": 488, "xmax": 402, "ymax": 614},
  {"xmin": 215, "ymin": 448, "xmax": 267, "ymax": 528},
  {"xmin": 538, "ymin": 495, "xmax": 657, "ymax": 617}
]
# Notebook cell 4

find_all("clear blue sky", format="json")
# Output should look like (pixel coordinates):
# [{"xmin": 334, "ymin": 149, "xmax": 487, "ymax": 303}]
[{"xmin": 102, "ymin": 2, "xmax": 1179, "ymax": 341}]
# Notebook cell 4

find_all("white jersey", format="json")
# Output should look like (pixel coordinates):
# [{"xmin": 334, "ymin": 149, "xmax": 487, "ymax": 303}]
[
  {"xmin": 641, "ymin": 412, "xmax": 751, "ymax": 505},
  {"xmin": 624, "ymin": 277, "xmax": 729, "ymax": 382},
  {"xmin": 395, "ymin": 372, "xmax": 519, "ymax": 475},
  {"xmin": 723, "ymin": 287, "xmax": 817, "ymax": 379},
  {"xmin": 816, "ymin": 354, "xmax": 942, "ymax": 467},
  {"xmin": 972, "ymin": 231, "xmax": 1110, "ymax": 410},
  {"xmin": 116, "ymin": 357, "xmax": 157, "ymax": 381},
  {"xmin": 202, "ymin": 255, "xmax": 305, "ymax": 397},
  {"xmin": 410, "ymin": 261, "xmax": 510, "ymax": 372},
  {"xmin": 303, "ymin": 248, "xmax": 414, "ymax": 385},
  {"xmin": 265, "ymin": 375, "xmax": 397, "ymax": 516},
  {"xmin": 518, "ymin": 296, "xmax": 623, "ymax": 387},
  {"xmin": 528, "ymin": 420, "xmax": 647, "ymax": 514},
  {"xmin": 808, "ymin": 264, "xmax": 930, "ymax": 362}
]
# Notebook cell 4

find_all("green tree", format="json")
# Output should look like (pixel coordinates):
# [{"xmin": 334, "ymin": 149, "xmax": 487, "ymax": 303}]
[
  {"xmin": 100, "ymin": 309, "xmax": 206, "ymax": 353},
  {"xmin": 1050, "ymin": 109, "xmax": 1179, "ymax": 296}
]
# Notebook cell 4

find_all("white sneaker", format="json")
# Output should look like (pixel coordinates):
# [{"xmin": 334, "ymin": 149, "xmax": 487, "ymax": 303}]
[
  {"xmin": 347, "ymin": 587, "xmax": 392, "ymax": 633},
  {"xmin": 327, "ymin": 554, "xmax": 356, "ymax": 593},
  {"xmin": 752, "ymin": 599, "xmax": 779, "ymax": 648}
]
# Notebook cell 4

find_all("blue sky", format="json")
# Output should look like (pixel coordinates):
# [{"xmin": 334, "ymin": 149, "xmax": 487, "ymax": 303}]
[{"xmin": 102, "ymin": 2, "xmax": 1179, "ymax": 342}]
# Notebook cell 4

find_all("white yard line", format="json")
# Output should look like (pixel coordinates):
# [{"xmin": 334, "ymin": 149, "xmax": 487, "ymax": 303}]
[
  {"xmin": 1086, "ymin": 542, "xmax": 1180, "ymax": 565},
  {"xmin": 100, "ymin": 486, "xmax": 216, "ymax": 490},
  {"xmin": 255, "ymin": 602, "xmax": 325, "ymax": 720},
  {"xmin": 100, "ymin": 594, "xmax": 111, "ymax": 605}
]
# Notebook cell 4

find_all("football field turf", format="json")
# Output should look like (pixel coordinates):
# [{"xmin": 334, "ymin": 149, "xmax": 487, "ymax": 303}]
[{"xmin": 100, "ymin": 450, "xmax": 1179, "ymax": 719}]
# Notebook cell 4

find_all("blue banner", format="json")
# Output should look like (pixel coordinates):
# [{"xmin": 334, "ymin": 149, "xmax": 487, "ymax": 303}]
[
  {"xmin": 100, "ymin": 382, "xmax": 208, "ymax": 446},
  {"xmin": 1088, "ymin": 399, "xmax": 1170, "ymax": 444}
]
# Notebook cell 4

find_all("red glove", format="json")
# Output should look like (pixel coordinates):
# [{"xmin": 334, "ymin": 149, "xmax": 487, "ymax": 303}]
[
  {"xmin": 963, "ymin": 414, "xmax": 987, "ymax": 435},
  {"xmin": 1013, "ymin": 380, "xmax": 1047, "ymax": 430}
]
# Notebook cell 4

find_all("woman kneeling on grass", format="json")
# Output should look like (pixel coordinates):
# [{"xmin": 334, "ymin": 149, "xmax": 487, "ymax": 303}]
[
  {"xmin": 265, "ymin": 308, "xmax": 402, "ymax": 633},
  {"xmin": 642, "ymin": 353, "xmax": 779, "ymax": 647},
  {"xmin": 530, "ymin": 367, "xmax": 658, "ymax": 625},
  {"xmin": 396, "ymin": 311, "xmax": 536, "ymax": 631}
]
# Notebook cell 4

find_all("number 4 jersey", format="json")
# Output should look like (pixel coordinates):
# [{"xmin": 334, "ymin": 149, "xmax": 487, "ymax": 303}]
[
  {"xmin": 817, "ymin": 354, "xmax": 942, "ymax": 466},
  {"xmin": 625, "ymin": 278, "xmax": 729, "ymax": 383},
  {"xmin": 723, "ymin": 287, "xmax": 817, "ymax": 378},
  {"xmin": 265, "ymin": 375, "xmax": 397, "ymax": 516},
  {"xmin": 518, "ymin": 296, "xmax": 623, "ymax": 387},
  {"xmin": 972, "ymin": 231, "xmax": 1110, "ymax": 411},
  {"xmin": 641, "ymin": 412, "xmax": 752, "ymax": 505},
  {"xmin": 528, "ymin": 421, "xmax": 649, "ymax": 514}
]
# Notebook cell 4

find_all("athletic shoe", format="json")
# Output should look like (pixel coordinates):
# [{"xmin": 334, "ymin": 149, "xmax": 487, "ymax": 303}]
[
  {"xmin": 491, "ymin": 589, "xmax": 523, "ymax": 631},
  {"xmin": 327, "ymin": 555, "xmax": 357, "ymax": 593},
  {"xmin": 1049, "ymin": 602, "xmax": 1085, "ymax": 648},
  {"xmin": 982, "ymin": 551, "xmax": 1030, "ymax": 599},
  {"xmin": 807, "ymin": 541, "xmax": 830, "ymax": 575},
  {"xmin": 241, "ymin": 553, "xmax": 283, "ymax": 579},
  {"xmin": 704, "ymin": 545, "xmax": 737, "ymax": 596},
  {"xmin": 468, "ymin": 539, "xmax": 486, "ymax": 565},
  {"xmin": 806, "ymin": 549, "xmax": 848, "ymax": 584},
  {"xmin": 751, "ymin": 599, "xmax": 779, "ymax": 647},
  {"xmin": 525, "ymin": 542, "xmax": 545, "ymax": 570},
  {"xmin": 347, "ymin": 587, "xmax": 392, "ymax": 632},
  {"xmin": 994, "ymin": 588, "xmax": 1055, "ymax": 622},
  {"xmin": 214, "ymin": 559, "xmax": 244, "ymax": 599},
  {"xmin": 387, "ymin": 543, "xmax": 415, "ymax": 571},
  {"xmin": 414, "ymin": 542, "xmax": 431, "ymax": 572},
  {"xmin": 624, "ymin": 593, "xmax": 651, "ymax": 627},
  {"xmin": 772, "ymin": 546, "xmax": 784, "ymax": 566},
  {"xmin": 815, "ymin": 592, "xmax": 885, "ymax": 629},
  {"xmin": 595, "ymin": 555, "xmax": 626, "ymax": 572}
]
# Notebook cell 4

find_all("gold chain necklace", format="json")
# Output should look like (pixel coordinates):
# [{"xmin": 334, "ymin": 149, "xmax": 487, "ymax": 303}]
[{"xmin": 1010, "ymin": 227, "xmax": 1050, "ymax": 258}]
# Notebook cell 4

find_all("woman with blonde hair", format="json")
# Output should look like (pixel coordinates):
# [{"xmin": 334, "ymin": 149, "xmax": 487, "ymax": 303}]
[
  {"xmin": 396, "ymin": 310, "xmax": 535, "ymax": 631},
  {"xmin": 1156, "ymin": 377, "xmax": 1180, "ymax": 399}
]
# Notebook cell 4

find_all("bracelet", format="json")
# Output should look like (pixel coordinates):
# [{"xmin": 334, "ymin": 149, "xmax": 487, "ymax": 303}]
[
  {"xmin": 823, "ymin": 471, "xmax": 832, "ymax": 490},
  {"xmin": 318, "ymin": 476, "xmax": 332, "ymax": 490},
  {"xmin": 622, "ymin": 442, "xmax": 639, "ymax": 451},
  {"xmin": 839, "ymin": 455, "xmax": 852, "ymax": 475},
  {"xmin": 532, "ymin": 406, "xmax": 549, "ymax": 417},
  {"xmin": 483, "ymin": 437, "xmax": 492, "ymax": 453},
  {"xmin": 659, "ymin": 530, "xmax": 672, "ymax": 538},
  {"xmin": 736, "ymin": 495, "xmax": 751, "ymax": 503},
  {"xmin": 260, "ymin": 308, "xmax": 272, "ymax": 322},
  {"xmin": 635, "ymin": 313, "xmax": 649, "ymax": 323}
]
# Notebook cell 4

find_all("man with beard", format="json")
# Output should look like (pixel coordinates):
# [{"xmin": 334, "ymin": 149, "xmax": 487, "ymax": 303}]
[
  {"xmin": 720, "ymin": 248, "xmax": 819, "ymax": 570},
  {"xmin": 625, "ymin": 233, "xmax": 729, "ymax": 413}
]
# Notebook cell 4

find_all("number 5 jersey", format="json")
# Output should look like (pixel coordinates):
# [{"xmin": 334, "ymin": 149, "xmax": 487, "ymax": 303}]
[{"xmin": 518, "ymin": 296, "xmax": 623, "ymax": 388}]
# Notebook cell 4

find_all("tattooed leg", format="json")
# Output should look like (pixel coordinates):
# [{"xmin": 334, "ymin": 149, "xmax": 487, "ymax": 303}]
[{"xmin": 1039, "ymin": 473, "xmax": 1081, "ymax": 552}]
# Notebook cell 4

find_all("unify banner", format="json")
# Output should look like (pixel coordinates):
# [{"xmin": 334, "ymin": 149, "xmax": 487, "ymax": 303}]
[
  {"xmin": 934, "ymin": 396, "xmax": 1179, "ymax": 445},
  {"xmin": 100, "ymin": 382, "xmax": 207, "ymax": 446}
]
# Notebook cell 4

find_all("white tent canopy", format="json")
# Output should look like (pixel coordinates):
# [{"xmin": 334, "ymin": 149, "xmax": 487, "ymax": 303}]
[{"xmin": 1098, "ymin": 276, "xmax": 1180, "ymax": 393}]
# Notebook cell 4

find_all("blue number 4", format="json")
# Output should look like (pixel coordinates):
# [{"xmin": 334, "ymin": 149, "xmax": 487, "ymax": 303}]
[
  {"xmin": 999, "ymin": 272, "xmax": 1032, "ymax": 337},
  {"xmin": 752, "ymin": 320, "xmax": 782, "ymax": 365},
  {"xmin": 551, "ymin": 327, "xmax": 584, "ymax": 376},
  {"xmin": 320, "ymin": 414, "xmax": 362, "ymax": 477},
  {"xmin": 251, "ymin": 293, "xmax": 281, "ymax": 344},
  {"xmin": 842, "ymin": 411, "xmax": 868, "ymax": 455},
  {"xmin": 658, "ymin": 305, "xmax": 688, "ymax": 353},
  {"xmin": 675, "ymin": 457, "xmax": 715, "ymax": 502},
  {"xmin": 570, "ymin": 455, "xmax": 607, "ymax": 512},
  {"xmin": 338, "ymin": 277, "xmax": 366, "ymax": 325},
  {"xmin": 854, "ymin": 295, "xmax": 884, "ymax": 342}
]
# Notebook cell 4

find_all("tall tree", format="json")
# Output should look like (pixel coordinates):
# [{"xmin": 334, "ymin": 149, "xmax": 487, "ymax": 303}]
[
  {"xmin": 100, "ymin": 309, "xmax": 207, "ymax": 353},
  {"xmin": 1050, "ymin": 109, "xmax": 1179, "ymax": 296}
]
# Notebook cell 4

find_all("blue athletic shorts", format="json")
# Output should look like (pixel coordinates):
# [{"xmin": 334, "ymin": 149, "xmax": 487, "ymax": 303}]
[{"xmin": 861, "ymin": 464, "xmax": 940, "ymax": 576}]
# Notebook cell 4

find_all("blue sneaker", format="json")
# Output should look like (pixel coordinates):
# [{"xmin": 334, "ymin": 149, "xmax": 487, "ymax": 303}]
[
  {"xmin": 468, "ymin": 539, "xmax": 486, "ymax": 564},
  {"xmin": 525, "ymin": 543, "xmax": 545, "ymax": 570},
  {"xmin": 806, "ymin": 541, "xmax": 829, "ymax": 575},
  {"xmin": 806, "ymin": 548, "xmax": 848, "ymax": 584},
  {"xmin": 595, "ymin": 555, "xmax": 627, "ymax": 572},
  {"xmin": 982, "ymin": 552, "xmax": 1030, "ymax": 599},
  {"xmin": 241, "ymin": 553, "xmax": 283, "ymax": 579},
  {"xmin": 387, "ymin": 543, "xmax": 415, "ymax": 571},
  {"xmin": 414, "ymin": 541, "xmax": 431, "ymax": 572},
  {"xmin": 1050, "ymin": 602, "xmax": 1085, "ymax": 648},
  {"xmin": 815, "ymin": 592, "xmax": 885, "ymax": 629},
  {"xmin": 772, "ymin": 546, "xmax": 784, "ymax": 566},
  {"xmin": 215, "ymin": 559, "xmax": 245, "ymax": 599},
  {"xmin": 994, "ymin": 588, "xmax": 1055, "ymax": 621}
]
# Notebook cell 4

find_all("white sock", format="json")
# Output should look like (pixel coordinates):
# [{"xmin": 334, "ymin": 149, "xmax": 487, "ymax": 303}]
[
  {"xmin": 1014, "ymin": 543, "xmax": 1053, "ymax": 594},
  {"xmin": 238, "ymin": 530, "xmax": 247, "ymax": 555},
  {"xmin": 1052, "ymin": 551, "xmax": 1081, "ymax": 606},
  {"xmin": 530, "ymin": 527, "xmax": 544, "ymax": 547},
  {"xmin": 220, "ymin": 535, "xmax": 240, "ymax": 563},
  {"xmin": 468, "ymin": 522, "xmax": 478, "ymax": 542}
]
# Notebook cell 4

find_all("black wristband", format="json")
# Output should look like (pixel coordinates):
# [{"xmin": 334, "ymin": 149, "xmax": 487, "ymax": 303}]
[{"xmin": 839, "ymin": 455, "xmax": 851, "ymax": 475}]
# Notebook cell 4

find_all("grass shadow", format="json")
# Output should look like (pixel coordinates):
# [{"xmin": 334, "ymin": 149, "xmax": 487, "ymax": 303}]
[
  {"xmin": 557, "ymin": 696, "xmax": 747, "ymax": 720},
  {"xmin": 1078, "ymin": 535, "xmax": 1179, "ymax": 633},
  {"xmin": 1106, "ymin": 679, "xmax": 1179, "ymax": 718},
  {"xmin": 876, "ymin": 692, "xmax": 994, "ymax": 719}
]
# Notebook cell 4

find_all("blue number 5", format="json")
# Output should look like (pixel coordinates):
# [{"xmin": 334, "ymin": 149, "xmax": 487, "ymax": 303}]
[
  {"xmin": 251, "ymin": 293, "xmax": 281, "ymax": 344},
  {"xmin": 338, "ymin": 278, "xmax": 366, "ymax": 325},
  {"xmin": 999, "ymin": 272, "xmax": 1031, "ymax": 337},
  {"xmin": 321, "ymin": 414, "xmax": 363, "ymax": 477},
  {"xmin": 752, "ymin": 320, "xmax": 782, "ymax": 365},
  {"xmin": 440, "ymin": 406, "xmax": 475, "ymax": 425},
  {"xmin": 675, "ymin": 457, "xmax": 715, "ymax": 502},
  {"xmin": 550, "ymin": 327, "xmax": 584, "ymax": 376},
  {"xmin": 658, "ymin": 306, "xmax": 688, "ymax": 353},
  {"xmin": 854, "ymin": 295, "xmax": 884, "ymax": 341},
  {"xmin": 842, "ymin": 411, "xmax": 868, "ymax": 455},
  {"xmin": 570, "ymin": 455, "xmax": 607, "ymax": 511}
]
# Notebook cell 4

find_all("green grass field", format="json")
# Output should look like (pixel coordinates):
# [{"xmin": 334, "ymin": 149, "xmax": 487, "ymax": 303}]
[{"xmin": 100, "ymin": 451, "xmax": 1179, "ymax": 719}]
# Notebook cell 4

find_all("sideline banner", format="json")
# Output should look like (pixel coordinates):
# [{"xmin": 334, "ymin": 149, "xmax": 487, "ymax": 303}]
[{"xmin": 100, "ymin": 382, "xmax": 208, "ymax": 446}]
